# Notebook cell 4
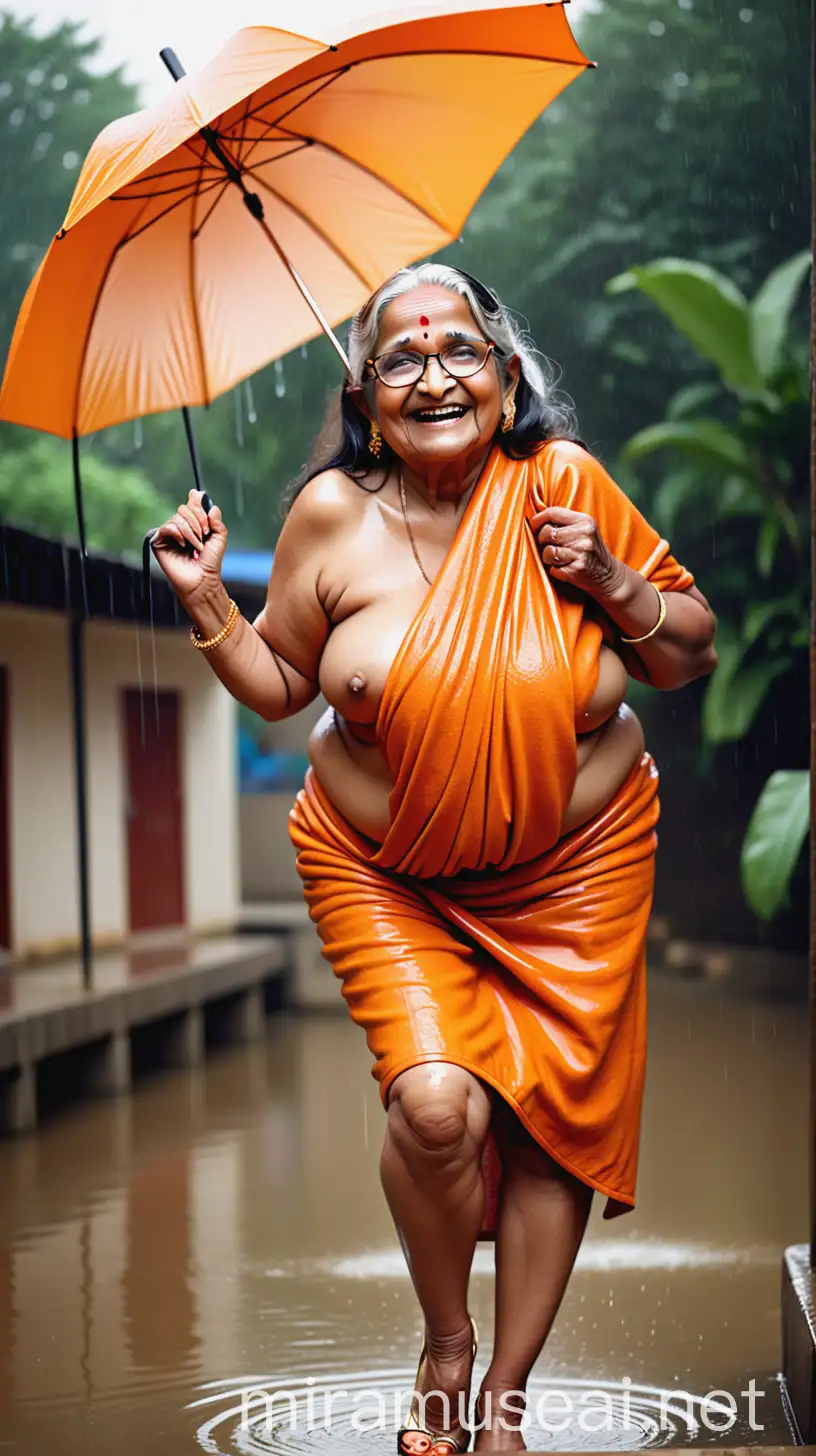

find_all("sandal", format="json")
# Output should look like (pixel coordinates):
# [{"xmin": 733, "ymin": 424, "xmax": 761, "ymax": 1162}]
[{"xmin": 397, "ymin": 1317, "xmax": 478, "ymax": 1454}]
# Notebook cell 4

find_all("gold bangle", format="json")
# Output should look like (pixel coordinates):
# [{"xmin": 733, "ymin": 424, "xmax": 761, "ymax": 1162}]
[
  {"xmin": 620, "ymin": 584, "xmax": 667, "ymax": 644},
  {"xmin": 189, "ymin": 598, "xmax": 241, "ymax": 651}
]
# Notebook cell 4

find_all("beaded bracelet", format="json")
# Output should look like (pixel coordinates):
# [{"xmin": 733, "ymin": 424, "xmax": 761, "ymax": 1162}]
[
  {"xmin": 190, "ymin": 598, "xmax": 241, "ymax": 651},
  {"xmin": 620, "ymin": 584, "xmax": 667, "ymax": 644}
]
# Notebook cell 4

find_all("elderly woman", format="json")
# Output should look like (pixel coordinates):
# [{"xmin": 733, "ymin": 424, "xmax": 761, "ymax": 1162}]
[{"xmin": 152, "ymin": 263, "xmax": 717, "ymax": 1452}]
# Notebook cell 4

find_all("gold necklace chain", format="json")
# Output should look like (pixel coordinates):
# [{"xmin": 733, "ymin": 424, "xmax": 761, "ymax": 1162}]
[{"xmin": 399, "ymin": 469, "xmax": 432, "ymax": 585}]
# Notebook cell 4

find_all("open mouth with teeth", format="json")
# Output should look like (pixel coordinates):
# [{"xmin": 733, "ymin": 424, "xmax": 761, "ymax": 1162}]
[{"xmin": 410, "ymin": 404, "xmax": 470, "ymax": 423}]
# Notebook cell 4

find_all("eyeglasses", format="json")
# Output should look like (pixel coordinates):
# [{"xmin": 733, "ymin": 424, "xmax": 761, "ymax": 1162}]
[{"xmin": 366, "ymin": 339, "xmax": 495, "ymax": 389}]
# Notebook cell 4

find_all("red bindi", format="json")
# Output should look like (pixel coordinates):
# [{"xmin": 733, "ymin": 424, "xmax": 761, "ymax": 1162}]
[{"xmin": 419, "ymin": 315, "xmax": 430, "ymax": 327}]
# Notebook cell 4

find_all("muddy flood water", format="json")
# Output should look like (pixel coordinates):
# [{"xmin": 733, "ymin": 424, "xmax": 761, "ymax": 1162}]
[{"xmin": 0, "ymin": 971, "xmax": 806, "ymax": 1454}]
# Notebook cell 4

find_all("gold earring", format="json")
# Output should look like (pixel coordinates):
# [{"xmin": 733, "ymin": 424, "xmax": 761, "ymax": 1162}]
[
  {"xmin": 369, "ymin": 421, "xmax": 383, "ymax": 457},
  {"xmin": 501, "ymin": 399, "xmax": 516, "ymax": 434}
]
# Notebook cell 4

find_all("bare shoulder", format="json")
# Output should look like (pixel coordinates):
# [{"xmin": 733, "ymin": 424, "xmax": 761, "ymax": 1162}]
[{"xmin": 283, "ymin": 468, "xmax": 379, "ymax": 544}]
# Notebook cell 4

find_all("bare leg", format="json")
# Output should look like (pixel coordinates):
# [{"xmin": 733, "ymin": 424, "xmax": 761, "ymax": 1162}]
[
  {"xmin": 474, "ymin": 1105, "xmax": 593, "ymax": 1451},
  {"xmin": 381, "ymin": 1064, "xmax": 491, "ymax": 1437}
]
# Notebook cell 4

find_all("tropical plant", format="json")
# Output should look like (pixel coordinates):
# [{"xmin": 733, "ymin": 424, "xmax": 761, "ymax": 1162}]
[{"xmin": 609, "ymin": 251, "xmax": 810, "ymax": 920}]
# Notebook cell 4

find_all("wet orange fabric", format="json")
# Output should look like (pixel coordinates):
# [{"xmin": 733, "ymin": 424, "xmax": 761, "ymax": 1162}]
[
  {"xmin": 0, "ymin": 3, "xmax": 588, "ymax": 438},
  {"xmin": 288, "ymin": 440, "xmax": 695, "ymax": 1220}
]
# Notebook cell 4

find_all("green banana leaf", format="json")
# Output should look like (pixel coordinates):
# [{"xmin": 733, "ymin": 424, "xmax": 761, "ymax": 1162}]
[
  {"xmin": 622, "ymin": 418, "xmax": 751, "ymax": 474},
  {"xmin": 607, "ymin": 258, "xmax": 762, "ymax": 391},
  {"xmin": 741, "ymin": 769, "xmax": 810, "ymax": 920},
  {"xmin": 750, "ymin": 251, "xmax": 812, "ymax": 382}
]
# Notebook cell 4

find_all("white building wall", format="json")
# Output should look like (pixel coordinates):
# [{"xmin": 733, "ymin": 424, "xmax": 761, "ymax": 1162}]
[
  {"xmin": 0, "ymin": 605, "xmax": 239, "ymax": 956},
  {"xmin": 0, "ymin": 607, "xmax": 77, "ymax": 954}
]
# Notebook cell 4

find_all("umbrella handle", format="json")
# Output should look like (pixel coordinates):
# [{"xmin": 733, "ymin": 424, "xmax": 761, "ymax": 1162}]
[{"xmin": 142, "ymin": 490, "xmax": 215, "ymax": 620}]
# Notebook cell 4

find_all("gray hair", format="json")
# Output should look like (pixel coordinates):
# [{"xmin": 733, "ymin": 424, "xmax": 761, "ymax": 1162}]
[{"xmin": 347, "ymin": 262, "xmax": 576, "ymax": 438}]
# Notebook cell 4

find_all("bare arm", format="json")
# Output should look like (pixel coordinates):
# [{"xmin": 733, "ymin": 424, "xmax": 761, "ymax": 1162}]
[
  {"xmin": 532, "ymin": 498, "xmax": 717, "ymax": 692},
  {"xmin": 151, "ymin": 477, "xmax": 346, "ymax": 722},
  {"xmin": 590, "ymin": 570, "xmax": 718, "ymax": 691}
]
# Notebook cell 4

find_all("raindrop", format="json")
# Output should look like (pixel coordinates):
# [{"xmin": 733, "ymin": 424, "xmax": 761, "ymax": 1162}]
[
  {"xmin": 133, "ymin": 418, "xmax": 143, "ymax": 449},
  {"xmin": 9, "ymin": 107, "xmax": 25, "ymax": 128},
  {"xmin": 648, "ymin": 19, "xmax": 666, "ymax": 36},
  {"xmin": 73, "ymin": 88, "xmax": 91, "ymax": 105},
  {"xmin": 27, "ymin": 67, "xmax": 45, "ymax": 87},
  {"xmin": 673, "ymin": 72, "xmax": 689, "ymax": 87},
  {"xmin": 38, "ymin": 98, "xmax": 55, "ymax": 119},
  {"xmin": 244, "ymin": 378, "xmax": 258, "ymax": 423},
  {"xmin": 62, "ymin": 150, "xmax": 79, "ymax": 169},
  {"xmin": 300, "ymin": 343, "xmax": 308, "ymax": 360},
  {"xmin": 274, "ymin": 359, "xmax": 286, "ymax": 399},
  {"xmin": 234, "ymin": 470, "xmax": 245, "ymax": 517},
  {"xmin": 234, "ymin": 386, "xmax": 245, "ymax": 448},
  {"xmin": 51, "ymin": 72, "xmax": 68, "ymax": 91},
  {"xmin": 739, "ymin": 6, "xmax": 753, "ymax": 19},
  {"xmin": 0, "ymin": 81, "xmax": 12, "ymax": 99}
]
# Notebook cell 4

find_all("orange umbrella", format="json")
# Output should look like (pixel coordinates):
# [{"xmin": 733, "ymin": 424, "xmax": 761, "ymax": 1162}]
[{"xmin": 0, "ymin": 1, "xmax": 590, "ymax": 448}]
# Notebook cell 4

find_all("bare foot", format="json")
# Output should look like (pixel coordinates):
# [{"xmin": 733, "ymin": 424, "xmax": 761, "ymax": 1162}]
[
  {"xmin": 409, "ymin": 1322, "xmax": 476, "ymax": 1444},
  {"xmin": 472, "ymin": 1388, "xmax": 528, "ymax": 1451}
]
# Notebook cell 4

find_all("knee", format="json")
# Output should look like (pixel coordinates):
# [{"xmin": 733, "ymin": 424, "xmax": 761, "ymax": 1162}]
[{"xmin": 388, "ymin": 1068, "xmax": 488, "ymax": 1163}]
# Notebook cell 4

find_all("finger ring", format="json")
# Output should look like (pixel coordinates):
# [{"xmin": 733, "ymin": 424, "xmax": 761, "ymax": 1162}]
[
  {"xmin": 552, "ymin": 547, "xmax": 561, "ymax": 564},
  {"xmin": 552, "ymin": 527, "xmax": 559, "ymax": 544}
]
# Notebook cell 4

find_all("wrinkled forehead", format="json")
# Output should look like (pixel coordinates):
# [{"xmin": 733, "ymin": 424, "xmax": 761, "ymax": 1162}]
[{"xmin": 376, "ymin": 286, "xmax": 480, "ymax": 351}]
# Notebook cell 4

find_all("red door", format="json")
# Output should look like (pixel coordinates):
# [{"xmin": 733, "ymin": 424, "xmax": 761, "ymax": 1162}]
[
  {"xmin": 124, "ymin": 689, "xmax": 186, "ymax": 934},
  {"xmin": 0, "ymin": 667, "xmax": 10, "ymax": 951}
]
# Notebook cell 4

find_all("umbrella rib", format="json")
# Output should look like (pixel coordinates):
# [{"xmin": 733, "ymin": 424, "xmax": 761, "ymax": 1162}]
[
  {"xmin": 192, "ymin": 177, "xmax": 232, "ymax": 238},
  {"xmin": 112, "ymin": 179, "xmax": 213, "ymax": 201},
  {"xmin": 189, "ymin": 149, "xmax": 211, "ymax": 407},
  {"xmin": 249, "ymin": 170, "xmax": 377, "ymax": 290},
  {"xmin": 241, "ymin": 140, "xmax": 313, "ymax": 174},
  {"xmin": 118, "ymin": 161, "xmax": 220, "ymax": 185},
  {"xmin": 275, "ymin": 126, "xmax": 451, "ymax": 235},
  {"xmin": 118, "ymin": 178, "xmax": 224, "ymax": 248},
  {"xmin": 236, "ymin": 65, "xmax": 347, "ymax": 132}
]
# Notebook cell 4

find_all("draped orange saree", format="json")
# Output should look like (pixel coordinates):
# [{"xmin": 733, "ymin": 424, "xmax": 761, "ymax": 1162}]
[{"xmin": 289, "ymin": 440, "xmax": 694, "ymax": 1225}]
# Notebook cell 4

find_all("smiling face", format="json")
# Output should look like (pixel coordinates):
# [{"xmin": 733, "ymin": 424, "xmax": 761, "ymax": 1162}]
[{"xmin": 362, "ymin": 285, "xmax": 518, "ymax": 474}]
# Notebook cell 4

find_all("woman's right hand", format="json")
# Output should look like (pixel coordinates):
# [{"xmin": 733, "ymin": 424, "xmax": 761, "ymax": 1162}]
[{"xmin": 150, "ymin": 489, "xmax": 228, "ymax": 605}]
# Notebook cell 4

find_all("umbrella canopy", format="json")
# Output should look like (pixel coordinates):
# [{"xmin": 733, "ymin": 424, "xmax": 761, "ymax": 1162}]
[{"xmin": 0, "ymin": 0, "xmax": 590, "ymax": 439}]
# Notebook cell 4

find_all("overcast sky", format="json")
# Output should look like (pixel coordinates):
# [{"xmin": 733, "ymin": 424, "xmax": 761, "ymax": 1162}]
[{"xmin": 16, "ymin": 0, "xmax": 591, "ymax": 103}]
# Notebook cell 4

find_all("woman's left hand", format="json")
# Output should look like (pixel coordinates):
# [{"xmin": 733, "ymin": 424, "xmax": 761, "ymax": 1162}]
[{"xmin": 531, "ymin": 505, "xmax": 625, "ymax": 599}]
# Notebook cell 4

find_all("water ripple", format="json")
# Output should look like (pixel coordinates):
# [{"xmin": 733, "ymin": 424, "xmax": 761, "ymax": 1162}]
[{"xmin": 189, "ymin": 1369, "xmax": 725, "ymax": 1453}]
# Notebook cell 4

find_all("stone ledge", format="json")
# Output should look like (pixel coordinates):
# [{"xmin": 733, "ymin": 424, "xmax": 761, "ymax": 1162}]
[
  {"xmin": 0, "ymin": 937, "xmax": 285, "ymax": 1072},
  {"xmin": 782, "ymin": 1243, "xmax": 816, "ymax": 1441}
]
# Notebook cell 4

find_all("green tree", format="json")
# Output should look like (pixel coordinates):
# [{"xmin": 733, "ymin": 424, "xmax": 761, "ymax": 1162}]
[
  {"xmin": 612, "ymin": 251, "xmax": 810, "ymax": 921},
  {"xmin": 0, "ymin": 437, "xmax": 174, "ymax": 555},
  {"xmin": 0, "ymin": 12, "xmax": 137, "ymax": 357}
]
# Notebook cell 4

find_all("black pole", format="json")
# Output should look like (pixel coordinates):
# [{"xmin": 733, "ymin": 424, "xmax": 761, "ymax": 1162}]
[
  {"xmin": 72, "ymin": 432, "xmax": 89, "ymax": 615},
  {"xmin": 70, "ymin": 614, "xmax": 92, "ymax": 991},
  {"xmin": 181, "ymin": 404, "xmax": 205, "ymax": 493}
]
